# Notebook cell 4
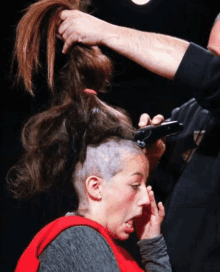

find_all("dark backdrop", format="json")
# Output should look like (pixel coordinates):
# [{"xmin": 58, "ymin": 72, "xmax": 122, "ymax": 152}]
[{"xmin": 1, "ymin": 0, "xmax": 218, "ymax": 271}]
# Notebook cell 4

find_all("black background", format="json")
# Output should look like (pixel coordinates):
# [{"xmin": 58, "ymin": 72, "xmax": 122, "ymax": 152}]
[{"xmin": 1, "ymin": 0, "xmax": 218, "ymax": 271}]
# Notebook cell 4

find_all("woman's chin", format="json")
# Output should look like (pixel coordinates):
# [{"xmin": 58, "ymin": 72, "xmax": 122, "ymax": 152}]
[
  {"xmin": 108, "ymin": 222, "xmax": 136, "ymax": 241},
  {"xmin": 111, "ymin": 229, "xmax": 133, "ymax": 241}
]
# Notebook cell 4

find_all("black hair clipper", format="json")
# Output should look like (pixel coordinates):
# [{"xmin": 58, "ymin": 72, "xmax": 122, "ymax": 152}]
[{"xmin": 135, "ymin": 121, "xmax": 184, "ymax": 148}]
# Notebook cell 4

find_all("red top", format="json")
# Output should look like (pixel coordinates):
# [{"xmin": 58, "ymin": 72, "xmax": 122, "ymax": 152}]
[{"xmin": 15, "ymin": 215, "xmax": 144, "ymax": 272}]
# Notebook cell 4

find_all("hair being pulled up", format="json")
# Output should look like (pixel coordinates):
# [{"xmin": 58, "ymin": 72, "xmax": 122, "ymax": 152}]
[{"xmin": 8, "ymin": 0, "xmax": 136, "ymax": 199}]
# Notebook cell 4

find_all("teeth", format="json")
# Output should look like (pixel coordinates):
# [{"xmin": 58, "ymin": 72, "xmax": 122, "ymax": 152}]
[{"xmin": 126, "ymin": 219, "xmax": 133, "ymax": 226}]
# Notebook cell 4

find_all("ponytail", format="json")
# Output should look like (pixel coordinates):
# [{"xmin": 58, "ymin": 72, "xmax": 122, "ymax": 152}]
[
  {"xmin": 8, "ymin": 0, "xmax": 136, "ymax": 199},
  {"xmin": 13, "ymin": 0, "xmax": 89, "ymax": 94}
]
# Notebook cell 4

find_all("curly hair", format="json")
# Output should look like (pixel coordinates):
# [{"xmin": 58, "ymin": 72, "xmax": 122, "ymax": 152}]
[{"xmin": 7, "ymin": 0, "xmax": 136, "ymax": 199}]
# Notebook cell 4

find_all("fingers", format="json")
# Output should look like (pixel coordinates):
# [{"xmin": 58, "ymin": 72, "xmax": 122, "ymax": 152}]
[
  {"xmin": 59, "ymin": 10, "xmax": 79, "ymax": 35},
  {"xmin": 136, "ymin": 186, "xmax": 165, "ymax": 239},
  {"xmin": 138, "ymin": 113, "xmax": 164, "ymax": 128},
  {"xmin": 146, "ymin": 186, "xmax": 157, "ymax": 214},
  {"xmin": 58, "ymin": 19, "xmax": 71, "ymax": 36},
  {"xmin": 146, "ymin": 185, "xmax": 152, "ymax": 192},
  {"xmin": 59, "ymin": 11, "xmax": 75, "ymax": 35},
  {"xmin": 138, "ymin": 113, "xmax": 152, "ymax": 128},
  {"xmin": 151, "ymin": 114, "xmax": 165, "ymax": 125},
  {"xmin": 61, "ymin": 30, "xmax": 80, "ymax": 54},
  {"xmin": 150, "ymin": 138, "xmax": 166, "ymax": 152},
  {"xmin": 147, "ymin": 186, "xmax": 165, "ymax": 221},
  {"xmin": 58, "ymin": 15, "xmax": 75, "ymax": 53},
  {"xmin": 58, "ymin": 10, "xmax": 82, "ymax": 53},
  {"xmin": 59, "ymin": 10, "xmax": 75, "ymax": 21},
  {"xmin": 62, "ymin": 34, "xmax": 80, "ymax": 54},
  {"xmin": 158, "ymin": 202, "xmax": 165, "ymax": 220},
  {"xmin": 148, "ymin": 190, "xmax": 158, "ymax": 216}
]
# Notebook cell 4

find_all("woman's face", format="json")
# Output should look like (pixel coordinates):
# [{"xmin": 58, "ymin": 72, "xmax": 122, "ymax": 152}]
[{"xmin": 101, "ymin": 153, "xmax": 150, "ymax": 240}]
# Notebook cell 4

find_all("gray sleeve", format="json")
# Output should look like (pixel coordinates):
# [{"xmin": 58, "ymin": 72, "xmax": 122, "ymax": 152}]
[
  {"xmin": 38, "ymin": 226, "xmax": 120, "ymax": 272},
  {"xmin": 137, "ymin": 235, "xmax": 172, "ymax": 272}
]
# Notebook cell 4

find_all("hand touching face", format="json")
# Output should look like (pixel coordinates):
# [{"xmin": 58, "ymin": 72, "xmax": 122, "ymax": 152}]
[{"xmin": 135, "ymin": 186, "xmax": 165, "ymax": 240}]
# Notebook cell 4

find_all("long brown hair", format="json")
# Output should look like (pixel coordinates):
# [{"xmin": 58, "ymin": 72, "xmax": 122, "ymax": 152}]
[{"xmin": 8, "ymin": 0, "xmax": 135, "ymax": 199}]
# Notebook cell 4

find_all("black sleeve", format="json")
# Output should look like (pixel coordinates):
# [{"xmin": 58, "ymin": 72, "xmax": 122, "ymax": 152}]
[
  {"xmin": 137, "ymin": 235, "xmax": 172, "ymax": 272},
  {"xmin": 174, "ymin": 42, "xmax": 220, "ymax": 116},
  {"xmin": 38, "ymin": 226, "xmax": 120, "ymax": 272},
  {"xmin": 149, "ymin": 98, "xmax": 214, "ymax": 203}
]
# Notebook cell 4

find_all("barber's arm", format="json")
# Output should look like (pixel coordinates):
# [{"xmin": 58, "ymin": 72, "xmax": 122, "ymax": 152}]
[
  {"xmin": 59, "ymin": 10, "xmax": 220, "ymax": 115},
  {"xmin": 59, "ymin": 10, "xmax": 190, "ymax": 80}
]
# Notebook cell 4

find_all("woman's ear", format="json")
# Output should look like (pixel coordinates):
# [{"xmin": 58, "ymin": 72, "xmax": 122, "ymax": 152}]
[{"xmin": 85, "ymin": 175, "xmax": 103, "ymax": 201}]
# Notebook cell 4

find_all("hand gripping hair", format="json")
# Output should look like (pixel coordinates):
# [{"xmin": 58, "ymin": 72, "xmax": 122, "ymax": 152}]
[{"xmin": 7, "ymin": 0, "xmax": 139, "ymax": 201}]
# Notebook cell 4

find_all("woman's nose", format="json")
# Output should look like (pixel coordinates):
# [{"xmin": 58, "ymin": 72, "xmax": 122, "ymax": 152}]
[{"xmin": 138, "ymin": 186, "xmax": 150, "ymax": 206}]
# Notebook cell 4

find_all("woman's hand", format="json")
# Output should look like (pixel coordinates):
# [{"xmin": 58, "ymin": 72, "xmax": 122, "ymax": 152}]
[
  {"xmin": 135, "ymin": 186, "xmax": 165, "ymax": 240},
  {"xmin": 138, "ymin": 113, "xmax": 166, "ymax": 171}
]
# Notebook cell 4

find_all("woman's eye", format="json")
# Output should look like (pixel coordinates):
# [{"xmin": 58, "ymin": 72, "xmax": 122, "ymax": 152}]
[{"xmin": 131, "ymin": 184, "xmax": 140, "ymax": 190}]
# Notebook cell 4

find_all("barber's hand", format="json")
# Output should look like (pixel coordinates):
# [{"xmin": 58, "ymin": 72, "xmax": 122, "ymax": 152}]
[
  {"xmin": 58, "ymin": 10, "xmax": 113, "ymax": 53},
  {"xmin": 135, "ymin": 186, "xmax": 165, "ymax": 240},
  {"xmin": 138, "ymin": 113, "xmax": 166, "ymax": 170}
]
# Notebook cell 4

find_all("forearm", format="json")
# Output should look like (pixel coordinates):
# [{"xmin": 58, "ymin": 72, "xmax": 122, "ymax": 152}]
[
  {"xmin": 137, "ymin": 235, "xmax": 172, "ymax": 272},
  {"xmin": 60, "ymin": 10, "xmax": 190, "ymax": 80},
  {"xmin": 101, "ymin": 24, "xmax": 190, "ymax": 79}
]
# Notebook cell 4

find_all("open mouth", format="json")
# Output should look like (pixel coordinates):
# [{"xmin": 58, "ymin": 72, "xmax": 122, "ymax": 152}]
[
  {"xmin": 124, "ymin": 214, "xmax": 142, "ymax": 233},
  {"xmin": 126, "ymin": 219, "xmax": 134, "ymax": 227},
  {"xmin": 125, "ymin": 219, "xmax": 134, "ymax": 233}
]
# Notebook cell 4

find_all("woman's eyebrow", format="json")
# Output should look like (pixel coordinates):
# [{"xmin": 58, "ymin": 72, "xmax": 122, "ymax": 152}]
[{"xmin": 131, "ymin": 172, "xmax": 144, "ymax": 177}]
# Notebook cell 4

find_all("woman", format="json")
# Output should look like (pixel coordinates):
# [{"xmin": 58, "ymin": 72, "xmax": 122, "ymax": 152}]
[{"xmin": 9, "ymin": 0, "xmax": 171, "ymax": 271}]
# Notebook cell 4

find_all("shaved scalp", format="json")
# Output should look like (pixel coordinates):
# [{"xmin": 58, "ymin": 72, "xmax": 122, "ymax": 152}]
[
  {"xmin": 214, "ymin": 13, "xmax": 220, "ymax": 24},
  {"xmin": 73, "ymin": 137, "xmax": 144, "ymax": 202}
]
